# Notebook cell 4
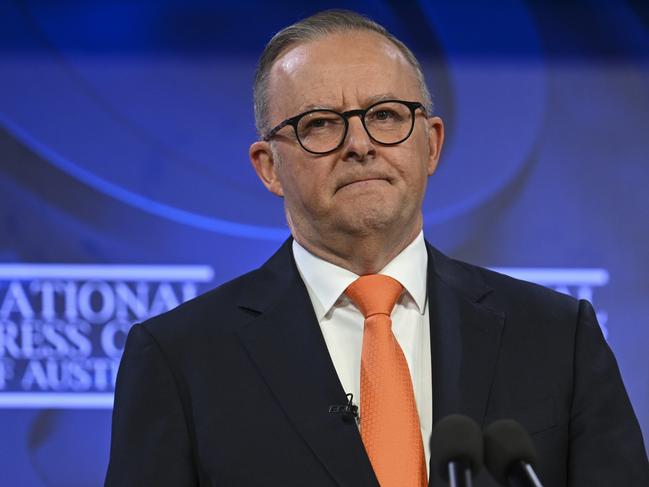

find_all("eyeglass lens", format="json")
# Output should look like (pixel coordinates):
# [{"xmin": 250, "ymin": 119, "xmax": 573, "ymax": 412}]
[{"xmin": 296, "ymin": 101, "xmax": 414, "ymax": 153}]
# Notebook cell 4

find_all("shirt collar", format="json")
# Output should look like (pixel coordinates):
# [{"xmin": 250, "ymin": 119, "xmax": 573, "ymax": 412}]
[{"xmin": 292, "ymin": 231, "xmax": 428, "ymax": 320}]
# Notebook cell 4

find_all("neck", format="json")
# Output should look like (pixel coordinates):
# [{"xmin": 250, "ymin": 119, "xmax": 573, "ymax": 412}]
[{"xmin": 291, "ymin": 218, "xmax": 423, "ymax": 275}]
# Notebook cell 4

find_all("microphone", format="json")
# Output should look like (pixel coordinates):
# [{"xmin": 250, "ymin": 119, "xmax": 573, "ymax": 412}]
[
  {"xmin": 328, "ymin": 393, "xmax": 358, "ymax": 423},
  {"xmin": 430, "ymin": 414, "xmax": 483, "ymax": 487},
  {"xmin": 483, "ymin": 419, "xmax": 543, "ymax": 487}
]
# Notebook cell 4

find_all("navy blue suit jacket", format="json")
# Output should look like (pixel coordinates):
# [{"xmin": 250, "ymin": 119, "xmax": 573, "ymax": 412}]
[{"xmin": 105, "ymin": 239, "xmax": 649, "ymax": 486}]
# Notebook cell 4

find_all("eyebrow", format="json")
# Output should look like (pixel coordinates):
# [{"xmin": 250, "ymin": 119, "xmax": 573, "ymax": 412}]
[
  {"xmin": 363, "ymin": 93, "xmax": 401, "ymax": 106},
  {"xmin": 296, "ymin": 93, "xmax": 403, "ymax": 113}
]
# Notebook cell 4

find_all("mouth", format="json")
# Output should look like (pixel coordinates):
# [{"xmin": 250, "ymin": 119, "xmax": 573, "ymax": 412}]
[{"xmin": 336, "ymin": 177, "xmax": 391, "ymax": 192}]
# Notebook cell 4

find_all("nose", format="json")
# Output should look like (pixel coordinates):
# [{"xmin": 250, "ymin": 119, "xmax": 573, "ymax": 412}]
[{"xmin": 341, "ymin": 115, "xmax": 376, "ymax": 162}]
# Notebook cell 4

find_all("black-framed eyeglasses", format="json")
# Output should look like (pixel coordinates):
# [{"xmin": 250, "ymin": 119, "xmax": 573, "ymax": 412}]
[{"xmin": 263, "ymin": 99, "xmax": 426, "ymax": 155}]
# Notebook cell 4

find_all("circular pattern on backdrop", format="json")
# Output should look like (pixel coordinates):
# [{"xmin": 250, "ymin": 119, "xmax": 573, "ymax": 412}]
[
  {"xmin": 2, "ymin": 1, "xmax": 544, "ymax": 241},
  {"xmin": 416, "ymin": 0, "xmax": 545, "ymax": 225}
]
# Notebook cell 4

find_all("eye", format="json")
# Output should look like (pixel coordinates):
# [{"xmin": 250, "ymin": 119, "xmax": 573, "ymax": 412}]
[
  {"xmin": 299, "ymin": 112, "xmax": 343, "ymax": 134},
  {"xmin": 306, "ymin": 118, "xmax": 330, "ymax": 129},
  {"xmin": 374, "ymin": 109, "xmax": 396, "ymax": 120},
  {"xmin": 367, "ymin": 108, "xmax": 402, "ymax": 123}
]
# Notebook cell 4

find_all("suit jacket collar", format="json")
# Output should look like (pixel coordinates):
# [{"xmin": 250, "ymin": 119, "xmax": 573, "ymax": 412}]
[
  {"xmin": 426, "ymin": 244, "xmax": 505, "ymax": 426},
  {"xmin": 235, "ymin": 238, "xmax": 504, "ymax": 486},
  {"xmin": 236, "ymin": 238, "xmax": 379, "ymax": 486}
]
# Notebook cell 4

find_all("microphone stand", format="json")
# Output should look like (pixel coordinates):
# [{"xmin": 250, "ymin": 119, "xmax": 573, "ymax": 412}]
[
  {"xmin": 508, "ymin": 461, "xmax": 543, "ymax": 487},
  {"xmin": 447, "ymin": 461, "xmax": 474, "ymax": 487}
]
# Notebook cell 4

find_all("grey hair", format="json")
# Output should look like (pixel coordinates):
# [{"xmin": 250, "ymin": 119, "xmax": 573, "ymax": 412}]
[{"xmin": 253, "ymin": 9, "xmax": 433, "ymax": 136}]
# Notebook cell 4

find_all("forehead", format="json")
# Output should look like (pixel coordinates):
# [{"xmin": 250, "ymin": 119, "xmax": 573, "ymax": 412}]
[{"xmin": 267, "ymin": 31, "xmax": 421, "ymax": 117}]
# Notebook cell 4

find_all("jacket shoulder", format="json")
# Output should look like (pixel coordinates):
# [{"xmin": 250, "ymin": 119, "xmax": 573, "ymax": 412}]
[
  {"xmin": 429, "ymin": 243, "xmax": 581, "ymax": 319},
  {"xmin": 138, "ymin": 266, "xmax": 272, "ymax": 343}
]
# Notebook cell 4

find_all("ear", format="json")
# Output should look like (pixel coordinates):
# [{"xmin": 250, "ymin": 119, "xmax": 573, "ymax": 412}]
[
  {"xmin": 249, "ymin": 140, "xmax": 284, "ymax": 197},
  {"xmin": 426, "ymin": 116, "xmax": 445, "ymax": 176}
]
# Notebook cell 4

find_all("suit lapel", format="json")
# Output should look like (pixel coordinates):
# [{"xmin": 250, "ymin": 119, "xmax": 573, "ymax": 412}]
[
  {"xmin": 426, "ymin": 243, "xmax": 505, "ymax": 485},
  {"xmin": 236, "ymin": 240, "xmax": 379, "ymax": 487},
  {"xmin": 426, "ymin": 243, "xmax": 505, "ymax": 425}
]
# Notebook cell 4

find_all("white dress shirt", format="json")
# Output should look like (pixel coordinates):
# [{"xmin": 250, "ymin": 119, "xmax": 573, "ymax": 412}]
[{"xmin": 292, "ymin": 231, "xmax": 432, "ymax": 475}]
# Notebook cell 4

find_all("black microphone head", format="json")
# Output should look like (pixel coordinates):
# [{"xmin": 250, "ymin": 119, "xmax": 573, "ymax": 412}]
[
  {"xmin": 483, "ymin": 419, "xmax": 538, "ymax": 485},
  {"xmin": 430, "ymin": 414, "xmax": 483, "ymax": 481}
]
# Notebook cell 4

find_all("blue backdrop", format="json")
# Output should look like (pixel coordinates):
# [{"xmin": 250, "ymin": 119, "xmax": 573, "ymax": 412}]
[{"xmin": 1, "ymin": 0, "xmax": 648, "ymax": 484}]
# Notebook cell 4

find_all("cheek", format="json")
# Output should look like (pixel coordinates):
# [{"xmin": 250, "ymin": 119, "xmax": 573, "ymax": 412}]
[
  {"xmin": 392, "ymin": 147, "xmax": 430, "ymax": 185},
  {"xmin": 407, "ymin": 136, "xmax": 433, "ymax": 182},
  {"xmin": 278, "ymin": 162, "xmax": 330, "ymax": 207}
]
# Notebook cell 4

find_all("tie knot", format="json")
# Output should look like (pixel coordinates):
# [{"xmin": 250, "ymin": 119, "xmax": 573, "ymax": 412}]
[{"xmin": 344, "ymin": 274, "xmax": 403, "ymax": 318}]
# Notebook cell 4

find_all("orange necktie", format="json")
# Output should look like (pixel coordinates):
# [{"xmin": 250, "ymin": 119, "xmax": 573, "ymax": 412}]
[{"xmin": 345, "ymin": 274, "xmax": 427, "ymax": 487}]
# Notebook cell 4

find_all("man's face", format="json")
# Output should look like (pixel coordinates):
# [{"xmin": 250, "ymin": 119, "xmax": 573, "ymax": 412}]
[{"xmin": 250, "ymin": 31, "xmax": 444, "ymax": 246}]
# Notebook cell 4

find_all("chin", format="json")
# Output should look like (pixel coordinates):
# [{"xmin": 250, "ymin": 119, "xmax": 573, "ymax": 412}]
[{"xmin": 341, "ymin": 207, "xmax": 399, "ymax": 235}]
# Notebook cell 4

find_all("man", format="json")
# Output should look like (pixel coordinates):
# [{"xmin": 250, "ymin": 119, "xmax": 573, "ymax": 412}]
[{"xmin": 105, "ymin": 10, "xmax": 649, "ymax": 487}]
